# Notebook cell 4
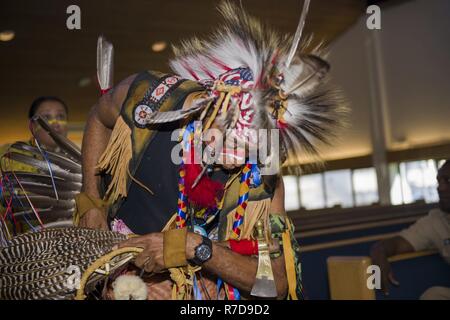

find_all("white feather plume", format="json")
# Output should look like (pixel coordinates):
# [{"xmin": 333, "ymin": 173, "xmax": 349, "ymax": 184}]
[{"xmin": 97, "ymin": 36, "xmax": 114, "ymax": 92}]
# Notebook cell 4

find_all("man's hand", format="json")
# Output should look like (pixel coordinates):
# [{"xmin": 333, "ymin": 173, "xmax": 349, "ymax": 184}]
[
  {"xmin": 370, "ymin": 242, "xmax": 400, "ymax": 295},
  {"xmin": 370, "ymin": 236, "xmax": 415, "ymax": 295},
  {"xmin": 79, "ymin": 208, "xmax": 109, "ymax": 230},
  {"xmin": 118, "ymin": 233, "xmax": 165, "ymax": 274}
]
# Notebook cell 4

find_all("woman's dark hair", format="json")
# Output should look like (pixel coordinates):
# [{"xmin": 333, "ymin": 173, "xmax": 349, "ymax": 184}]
[{"xmin": 28, "ymin": 96, "xmax": 68, "ymax": 119}]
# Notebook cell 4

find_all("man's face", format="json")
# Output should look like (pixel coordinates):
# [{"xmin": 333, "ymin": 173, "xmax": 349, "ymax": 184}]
[
  {"xmin": 204, "ymin": 114, "xmax": 266, "ymax": 171},
  {"xmin": 437, "ymin": 162, "xmax": 450, "ymax": 213},
  {"xmin": 204, "ymin": 122, "xmax": 248, "ymax": 171},
  {"xmin": 31, "ymin": 101, "xmax": 68, "ymax": 150}
]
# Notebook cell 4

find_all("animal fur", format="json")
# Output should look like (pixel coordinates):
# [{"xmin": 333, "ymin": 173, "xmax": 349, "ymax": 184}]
[{"xmin": 112, "ymin": 274, "xmax": 148, "ymax": 300}]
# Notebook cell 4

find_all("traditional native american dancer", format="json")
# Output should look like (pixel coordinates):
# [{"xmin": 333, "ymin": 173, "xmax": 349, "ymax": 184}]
[{"xmin": 0, "ymin": 0, "xmax": 347, "ymax": 300}]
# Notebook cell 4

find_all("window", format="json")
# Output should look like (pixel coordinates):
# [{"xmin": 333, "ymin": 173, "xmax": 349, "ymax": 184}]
[
  {"xmin": 281, "ymin": 158, "xmax": 440, "ymax": 212},
  {"xmin": 282, "ymin": 175, "xmax": 300, "ymax": 211},
  {"xmin": 324, "ymin": 170, "xmax": 353, "ymax": 208},
  {"xmin": 299, "ymin": 173, "xmax": 325, "ymax": 210},
  {"xmin": 390, "ymin": 160, "xmax": 438, "ymax": 205},
  {"xmin": 353, "ymin": 168, "xmax": 379, "ymax": 206},
  {"xmin": 389, "ymin": 163, "xmax": 406, "ymax": 205}
]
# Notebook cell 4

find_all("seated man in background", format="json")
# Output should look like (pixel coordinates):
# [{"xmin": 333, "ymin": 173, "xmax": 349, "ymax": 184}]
[
  {"xmin": 370, "ymin": 160, "xmax": 450, "ymax": 300},
  {"xmin": 0, "ymin": 96, "xmax": 71, "ymax": 235}
]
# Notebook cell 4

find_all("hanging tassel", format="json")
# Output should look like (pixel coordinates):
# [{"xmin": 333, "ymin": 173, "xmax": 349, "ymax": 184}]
[
  {"xmin": 203, "ymin": 92, "xmax": 225, "ymax": 132},
  {"xmin": 203, "ymin": 83, "xmax": 242, "ymax": 132},
  {"xmin": 170, "ymin": 268, "xmax": 188, "ymax": 300},
  {"xmin": 96, "ymin": 116, "xmax": 132, "ymax": 203}
]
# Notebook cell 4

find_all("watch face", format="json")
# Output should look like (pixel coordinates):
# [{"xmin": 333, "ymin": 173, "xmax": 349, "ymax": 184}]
[{"xmin": 196, "ymin": 244, "xmax": 212, "ymax": 262}]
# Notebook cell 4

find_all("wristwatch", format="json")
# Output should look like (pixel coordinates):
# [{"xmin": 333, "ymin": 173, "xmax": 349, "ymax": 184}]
[{"xmin": 189, "ymin": 235, "xmax": 213, "ymax": 266}]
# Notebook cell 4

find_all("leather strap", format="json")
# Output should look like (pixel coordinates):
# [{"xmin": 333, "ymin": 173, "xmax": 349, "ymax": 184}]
[
  {"xmin": 163, "ymin": 228, "xmax": 188, "ymax": 268},
  {"xmin": 73, "ymin": 192, "xmax": 107, "ymax": 226}
]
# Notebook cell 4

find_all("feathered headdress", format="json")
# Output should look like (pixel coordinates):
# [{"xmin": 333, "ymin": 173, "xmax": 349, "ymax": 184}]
[{"xmin": 146, "ymin": 0, "xmax": 347, "ymax": 171}]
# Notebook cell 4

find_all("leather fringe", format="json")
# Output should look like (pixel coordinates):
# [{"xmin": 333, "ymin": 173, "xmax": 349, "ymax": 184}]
[
  {"xmin": 96, "ymin": 116, "xmax": 133, "ymax": 203},
  {"xmin": 225, "ymin": 198, "xmax": 272, "ymax": 241}
]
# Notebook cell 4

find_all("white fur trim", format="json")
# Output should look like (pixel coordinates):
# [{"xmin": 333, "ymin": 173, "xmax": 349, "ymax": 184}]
[{"xmin": 112, "ymin": 274, "xmax": 148, "ymax": 300}]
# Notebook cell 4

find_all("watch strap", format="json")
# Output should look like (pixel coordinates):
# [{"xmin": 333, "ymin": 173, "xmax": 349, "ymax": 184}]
[{"xmin": 189, "ymin": 236, "xmax": 212, "ymax": 266}]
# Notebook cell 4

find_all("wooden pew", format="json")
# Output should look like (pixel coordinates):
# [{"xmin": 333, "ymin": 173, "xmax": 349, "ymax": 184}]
[{"xmin": 326, "ymin": 250, "xmax": 439, "ymax": 300}]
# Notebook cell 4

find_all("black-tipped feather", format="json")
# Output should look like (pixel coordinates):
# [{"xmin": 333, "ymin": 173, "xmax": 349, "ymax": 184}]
[
  {"xmin": 8, "ymin": 181, "xmax": 76, "ymax": 199},
  {"xmin": 11, "ymin": 142, "xmax": 81, "ymax": 174},
  {"xmin": 3, "ymin": 152, "xmax": 81, "ymax": 183},
  {"xmin": 2, "ymin": 172, "xmax": 81, "ymax": 191},
  {"xmin": 12, "ymin": 195, "xmax": 75, "ymax": 211},
  {"xmin": 11, "ymin": 208, "xmax": 74, "ymax": 221}
]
